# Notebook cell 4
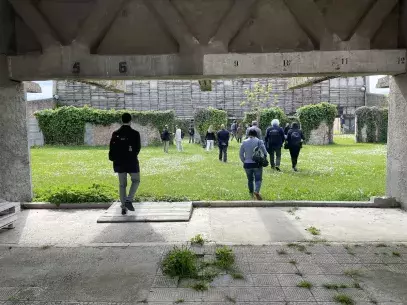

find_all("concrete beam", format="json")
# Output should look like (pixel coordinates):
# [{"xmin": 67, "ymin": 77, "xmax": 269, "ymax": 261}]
[
  {"xmin": 287, "ymin": 76, "xmax": 337, "ymax": 89},
  {"xmin": 283, "ymin": 0, "xmax": 327, "ymax": 48},
  {"xmin": 145, "ymin": 0, "xmax": 198, "ymax": 52},
  {"xmin": 7, "ymin": 50, "xmax": 187, "ymax": 80},
  {"xmin": 204, "ymin": 50, "xmax": 407, "ymax": 77},
  {"xmin": 355, "ymin": 0, "xmax": 399, "ymax": 40},
  {"xmin": 209, "ymin": 0, "xmax": 258, "ymax": 50},
  {"xmin": 73, "ymin": 0, "xmax": 129, "ymax": 52},
  {"xmin": 0, "ymin": 0, "xmax": 15, "ymax": 54},
  {"xmin": 9, "ymin": 0, "xmax": 61, "ymax": 50}
]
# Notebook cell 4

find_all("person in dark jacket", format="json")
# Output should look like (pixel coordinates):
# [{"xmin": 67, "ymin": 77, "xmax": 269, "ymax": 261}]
[
  {"xmin": 109, "ymin": 113, "xmax": 141, "ymax": 215},
  {"xmin": 188, "ymin": 122, "xmax": 195, "ymax": 143},
  {"xmin": 286, "ymin": 122, "xmax": 305, "ymax": 172},
  {"xmin": 161, "ymin": 125, "xmax": 171, "ymax": 153},
  {"xmin": 284, "ymin": 123, "xmax": 291, "ymax": 136},
  {"xmin": 265, "ymin": 119, "xmax": 285, "ymax": 171},
  {"xmin": 205, "ymin": 125, "xmax": 216, "ymax": 151},
  {"xmin": 246, "ymin": 120, "xmax": 262, "ymax": 139},
  {"xmin": 217, "ymin": 124, "xmax": 230, "ymax": 162}
]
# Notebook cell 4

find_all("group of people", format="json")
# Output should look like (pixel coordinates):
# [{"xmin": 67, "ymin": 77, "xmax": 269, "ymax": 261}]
[{"xmin": 108, "ymin": 113, "xmax": 305, "ymax": 215}]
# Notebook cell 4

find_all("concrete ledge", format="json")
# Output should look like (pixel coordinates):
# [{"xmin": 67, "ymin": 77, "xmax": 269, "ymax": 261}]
[
  {"xmin": 21, "ymin": 202, "xmax": 112, "ymax": 209},
  {"xmin": 192, "ymin": 200, "xmax": 400, "ymax": 208},
  {"xmin": 21, "ymin": 199, "xmax": 401, "ymax": 210}
]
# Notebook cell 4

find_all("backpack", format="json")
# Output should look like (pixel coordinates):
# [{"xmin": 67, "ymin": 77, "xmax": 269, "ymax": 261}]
[
  {"xmin": 252, "ymin": 140, "xmax": 269, "ymax": 167},
  {"xmin": 109, "ymin": 132, "xmax": 132, "ymax": 161},
  {"xmin": 290, "ymin": 130, "xmax": 302, "ymax": 146},
  {"xmin": 268, "ymin": 127, "xmax": 281, "ymax": 145}
]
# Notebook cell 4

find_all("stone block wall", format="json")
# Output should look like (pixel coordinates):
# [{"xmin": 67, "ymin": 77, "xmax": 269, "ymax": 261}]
[
  {"xmin": 307, "ymin": 122, "xmax": 333, "ymax": 145},
  {"xmin": 26, "ymin": 98, "xmax": 56, "ymax": 147},
  {"xmin": 84, "ymin": 123, "xmax": 161, "ymax": 147}
]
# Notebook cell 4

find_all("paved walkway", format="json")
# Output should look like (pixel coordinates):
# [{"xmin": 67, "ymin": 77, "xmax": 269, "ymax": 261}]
[{"xmin": 0, "ymin": 207, "xmax": 407, "ymax": 304}]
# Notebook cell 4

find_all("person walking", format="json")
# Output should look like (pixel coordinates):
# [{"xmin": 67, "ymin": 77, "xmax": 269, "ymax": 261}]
[
  {"xmin": 109, "ymin": 113, "xmax": 141, "ymax": 215},
  {"xmin": 161, "ymin": 125, "xmax": 171, "ymax": 153},
  {"xmin": 188, "ymin": 122, "xmax": 195, "ymax": 143},
  {"xmin": 175, "ymin": 125, "xmax": 183, "ymax": 152},
  {"xmin": 239, "ymin": 129, "xmax": 268, "ymax": 200},
  {"xmin": 230, "ymin": 120, "xmax": 237, "ymax": 141},
  {"xmin": 205, "ymin": 125, "xmax": 216, "ymax": 151},
  {"xmin": 286, "ymin": 122, "xmax": 305, "ymax": 172},
  {"xmin": 236, "ymin": 124, "xmax": 243, "ymax": 143},
  {"xmin": 217, "ymin": 124, "xmax": 230, "ymax": 162},
  {"xmin": 284, "ymin": 123, "xmax": 291, "ymax": 136},
  {"xmin": 246, "ymin": 120, "xmax": 262, "ymax": 139},
  {"xmin": 265, "ymin": 119, "xmax": 285, "ymax": 171}
]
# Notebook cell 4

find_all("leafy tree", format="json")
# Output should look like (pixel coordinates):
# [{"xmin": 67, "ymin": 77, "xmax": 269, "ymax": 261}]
[{"xmin": 241, "ymin": 82, "xmax": 275, "ymax": 123}]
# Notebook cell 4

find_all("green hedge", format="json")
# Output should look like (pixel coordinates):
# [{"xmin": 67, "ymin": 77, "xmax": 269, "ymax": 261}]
[
  {"xmin": 243, "ymin": 107, "xmax": 288, "ymax": 135},
  {"xmin": 35, "ymin": 106, "xmax": 175, "ymax": 145},
  {"xmin": 297, "ymin": 102, "xmax": 337, "ymax": 142},
  {"xmin": 355, "ymin": 106, "xmax": 388, "ymax": 143},
  {"xmin": 194, "ymin": 107, "xmax": 228, "ymax": 136}
]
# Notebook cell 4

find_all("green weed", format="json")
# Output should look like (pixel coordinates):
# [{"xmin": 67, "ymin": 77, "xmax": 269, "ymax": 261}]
[
  {"xmin": 190, "ymin": 234, "xmax": 205, "ymax": 246},
  {"xmin": 333, "ymin": 294, "xmax": 355, "ymax": 305},
  {"xmin": 297, "ymin": 281, "xmax": 313, "ymax": 289},
  {"xmin": 215, "ymin": 246, "xmax": 235, "ymax": 270},
  {"xmin": 307, "ymin": 226, "xmax": 321, "ymax": 236},
  {"xmin": 161, "ymin": 246, "xmax": 197, "ymax": 279},
  {"xmin": 191, "ymin": 282, "xmax": 208, "ymax": 291}
]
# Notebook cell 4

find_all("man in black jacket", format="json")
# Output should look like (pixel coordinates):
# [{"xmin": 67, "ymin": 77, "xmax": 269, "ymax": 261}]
[
  {"xmin": 265, "ymin": 119, "xmax": 285, "ymax": 171},
  {"xmin": 161, "ymin": 125, "xmax": 171, "ymax": 153},
  {"xmin": 109, "ymin": 113, "xmax": 141, "ymax": 215},
  {"xmin": 217, "ymin": 124, "xmax": 230, "ymax": 162}
]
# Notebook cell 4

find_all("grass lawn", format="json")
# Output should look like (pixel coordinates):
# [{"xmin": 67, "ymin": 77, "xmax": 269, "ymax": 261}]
[{"xmin": 31, "ymin": 135, "xmax": 386, "ymax": 203}]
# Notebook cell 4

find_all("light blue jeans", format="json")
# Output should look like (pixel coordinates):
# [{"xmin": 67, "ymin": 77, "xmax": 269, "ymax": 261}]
[
  {"xmin": 118, "ymin": 172, "xmax": 140, "ymax": 208},
  {"xmin": 244, "ymin": 167, "xmax": 263, "ymax": 194}
]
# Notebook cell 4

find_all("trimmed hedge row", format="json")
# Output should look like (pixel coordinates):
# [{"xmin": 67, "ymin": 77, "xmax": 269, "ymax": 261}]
[
  {"xmin": 297, "ymin": 102, "xmax": 337, "ymax": 142},
  {"xmin": 243, "ymin": 107, "xmax": 288, "ymax": 134},
  {"xmin": 194, "ymin": 107, "xmax": 228, "ymax": 136},
  {"xmin": 355, "ymin": 106, "xmax": 388, "ymax": 143},
  {"xmin": 35, "ymin": 106, "xmax": 175, "ymax": 145}
]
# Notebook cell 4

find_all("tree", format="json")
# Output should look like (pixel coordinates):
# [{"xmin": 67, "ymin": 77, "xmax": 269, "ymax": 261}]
[{"xmin": 240, "ymin": 82, "xmax": 275, "ymax": 123}]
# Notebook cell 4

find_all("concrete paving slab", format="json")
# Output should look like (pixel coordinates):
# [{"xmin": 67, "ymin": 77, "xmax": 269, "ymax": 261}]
[{"xmin": 97, "ymin": 202, "xmax": 193, "ymax": 223}]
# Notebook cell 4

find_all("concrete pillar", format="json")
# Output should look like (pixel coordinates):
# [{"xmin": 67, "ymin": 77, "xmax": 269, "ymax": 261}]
[
  {"xmin": 0, "ymin": 55, "xmax": 32, "ymax": 202},
  {"xmin": 387, "ymin": 74, "xmax": 407, "ymax": 209}
]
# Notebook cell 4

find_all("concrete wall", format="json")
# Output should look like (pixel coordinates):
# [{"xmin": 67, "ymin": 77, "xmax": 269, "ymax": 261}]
[
  {"xmin": 366, "ymin": 93, "xmax": 388, "ymax": 107},
  {"xmin": 0, "ymin": 56, "xmax": 32, "ymax": 202},
  {"xmin": 55, "ymin": 77, "xmax": 366, "ymax": 119},
  {"xmin": 307, "ymin": 122, "xmax": 333, "ymax": 145},
  {"xmin": 84, "ymin": 123, "xmax": 161, "ymax": 147},
  {"xmin": 26, "ymin": 99, "xmax": 56, "ymax": 147},
  {"xmin": 387, "ymin": 75, "xmax": 407, "ymax": 209}
]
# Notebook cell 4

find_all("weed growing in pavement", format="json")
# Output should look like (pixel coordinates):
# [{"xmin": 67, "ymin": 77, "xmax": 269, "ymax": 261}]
[
  {"xmin": 344, "ymin": 269, "xmax": 362, "ymax": 278},
  {"xmin": 289, "ymin": 260, "xmax": 297, "ymax": 265},
  {"xmin": 215, "ymin": 246, "xmax": 235, "ymax": 270},
  {"xmin": 231, "ymin": 272, "xmax": 244, "ymax": 279},
  {"xmin": 287, "ymin": 243, "xmax": 307, "ymax": 252},
  {"xmin": 162, "ymin": 246, "xmax": 198, "ymax": 278},
  {"xmin": 174, "ymin": 299, "xmax": 184, "ymax": 304},
  {"xmin": 288, "ymin": 207, "xmax": 299, "ymax": 215},
  {"xmin": 277, "ymin": 249, "xmax": 288, "ymax": 255},
  {"xmin": 376, "ymin": 243, "xmax": 388, "ymax": 248},
  {"xmin": 190, "ymin": 234, "xmax": 205, "ymax": 246},
  {"xmin": 297, "ymin": 281, "xmax": 313, "ymax": 289},
  {"xmin": 392, "ymin": 251, "xmax": 401, "ymax": 257},
  {"xmin": 333, "ymin": 294, "xmax": 355, "ymax": 305},
  {"xmin": 295, "ymin": 271, "xmax": 303, "ymax": 276},
  {"xmin": 307, "ymin": 226, "xmax": 321, "ymax": 236},
  {"xmin": 191, "ymin": 282, "xmax": 208, "ymax": 291}
]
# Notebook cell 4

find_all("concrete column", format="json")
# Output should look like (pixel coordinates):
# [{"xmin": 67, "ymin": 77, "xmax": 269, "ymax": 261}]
[
  {"xmin": 387, "ymin": 74, "xmax": 407, "ymax": 209},
  {"xmin": 0, "ymin": 55, "xmax": 32, "ymax": 202}
]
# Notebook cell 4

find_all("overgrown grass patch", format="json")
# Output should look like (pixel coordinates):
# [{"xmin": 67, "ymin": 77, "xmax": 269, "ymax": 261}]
[
  {"xmin": 333, "ymin": 294, "xmax": 355, "ymax": 305},
  {"xmin": 307, "ymin": 226, "xmax": 321, "ymax": 236},
  {"xmin": 297, "ymin": 281, "xmax": 313, "ymax": 289},
  {"xmin": 161, "ymin": 246, "xmax": 198, "ymax": 279},
  {"xmin": 31, "ymin": 136, "xmax": 386, "ymax": 203}
]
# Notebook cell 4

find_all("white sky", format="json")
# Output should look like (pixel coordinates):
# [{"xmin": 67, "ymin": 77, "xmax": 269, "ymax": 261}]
[{"xmin": 26, "ymin": 76, "xmax": 390, "ymax": 101}]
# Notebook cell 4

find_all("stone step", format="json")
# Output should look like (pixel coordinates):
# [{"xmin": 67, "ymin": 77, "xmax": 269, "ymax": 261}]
[{"xmin": 97, "ymin": 202, "xmax": 193, "ymax": 223}]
